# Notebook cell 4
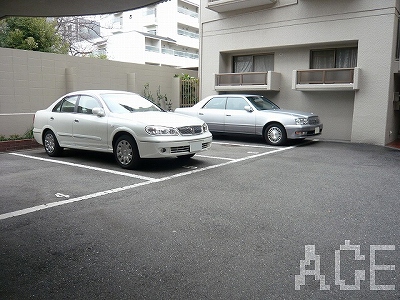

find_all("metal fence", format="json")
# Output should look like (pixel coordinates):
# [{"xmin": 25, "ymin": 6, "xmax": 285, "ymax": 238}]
[{"xmin": 180, "ymin": 78, "xmax": 199, "ymax": 107}]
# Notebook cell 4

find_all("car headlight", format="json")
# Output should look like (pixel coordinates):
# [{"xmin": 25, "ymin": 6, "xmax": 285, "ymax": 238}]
[
  {"xmin": 202, "ymin": 123, "xmax": 208, "ymax": 132},
  {"xmin": 145, "ymin": 125, "xmax": 179, "ymax": 135},
  {"xmin": 295, "ymin": 118, "xmax": 308, "ymax": 125}
]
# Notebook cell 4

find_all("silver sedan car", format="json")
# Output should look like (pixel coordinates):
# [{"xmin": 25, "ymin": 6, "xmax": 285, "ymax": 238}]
[
  {"xmin": 175, "ymin": 94, "xmax": 323, "ymax": 146},
  {"xmin": 33, "ymin": 90, "xmax": 212, "ymax": 169}
]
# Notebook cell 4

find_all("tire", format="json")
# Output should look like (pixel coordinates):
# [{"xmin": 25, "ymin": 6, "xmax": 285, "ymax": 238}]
[
  {"xmin": 43, "ymin": 130, "xmax": 63, "ymax": 156},
  {"xmin": 114, "ymin": 135, "xmax": 140, "ymax": 169},
  {"xmin": 264, "ymin": 123, "xmax": 287, "ymax": 146}
]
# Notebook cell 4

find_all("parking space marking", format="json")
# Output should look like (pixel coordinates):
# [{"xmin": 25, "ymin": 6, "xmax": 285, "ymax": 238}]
[
  {"xmin": 1, "ymin": 145, "xmax": 294, "ymax": 221},
  {"xmin": 197, "ymin": 141, "xmax": 279, "ymax": 161},
  {"xmin": 0, "ymin": 180, "xmax": 155, "ymax": 221},
  {"xmin": 10, "ymin": 152, "xmax": 156, "ymax": 181},
  {"xmin": 196, "ymin": 154, "xmax": 235, "ymax": 161},
  {"xmin": 213, "ymin": 141, "xmax": 280, "ymax": 149}
]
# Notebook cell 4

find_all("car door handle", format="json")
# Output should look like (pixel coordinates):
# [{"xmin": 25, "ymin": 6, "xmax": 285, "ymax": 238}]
[
  {"xmin": 226, "ymin": 114, "xmax": 231, "ymax": 116},
  {"xmin": 50, "ymin": 117, "xmax": 54, "ymax": 120},
  {"xmin": 199, "ymin": 113, "xmax": 204, "ymax": 115},
  {"xmin": 74, "ymin": 119, "xmax": 79, "ymax": 123}
]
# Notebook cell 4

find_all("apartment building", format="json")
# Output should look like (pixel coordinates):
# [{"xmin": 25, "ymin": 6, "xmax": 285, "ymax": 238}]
[
  {"xmin": 200, "ymin": 0, "xmax": 400, "ymax": 145},
  {"xmin": 91, "ymin": 0, "xmax": 200, "ymax": 69}
]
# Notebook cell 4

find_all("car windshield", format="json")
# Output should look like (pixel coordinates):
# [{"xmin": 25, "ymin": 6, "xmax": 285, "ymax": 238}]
[
  {"xmin": 247, "ymin": 96, "xmax": 280, "ymax": 111},
  {"xmin": 101, "ymin": 93, "xmax": 162, "ymax": 113}
]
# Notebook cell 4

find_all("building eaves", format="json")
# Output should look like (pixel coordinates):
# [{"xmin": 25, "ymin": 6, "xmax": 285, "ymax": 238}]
[{"xmin": 0, "ymin": 0, "xmax": 170, "ymax": 19}]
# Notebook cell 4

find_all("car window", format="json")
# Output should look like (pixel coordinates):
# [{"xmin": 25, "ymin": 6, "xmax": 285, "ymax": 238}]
[
  {"xmin": 101, "ymin": 92, "xmax": 161, "ymax": 113},
  {"xmin": 226, "ymin": 97, "xmax": 249, "ymax": 110},
  {"xmin": 52, "ymin": 96, "xmax": 78, "ymax": 113},
  {"xmin": 202, "ymin": 97, "xmax": 226, "ymax": 109},
  {"xmin": 77, "ymin": 95, "xmax": 101, "ymax": 114},
  {"xmin": 247, "ymin": 96, "xmax": 280, "ymax": 110}
]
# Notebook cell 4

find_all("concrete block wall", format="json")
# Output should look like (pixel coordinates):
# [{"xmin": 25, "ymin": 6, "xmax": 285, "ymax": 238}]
[{"xmin": 0, "ymin": 47, "xmax": 197, "ymax": 137}]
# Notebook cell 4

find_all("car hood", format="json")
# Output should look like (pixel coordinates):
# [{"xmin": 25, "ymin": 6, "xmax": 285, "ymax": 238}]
[
  {"xmin": 263, "ymin": 109, "xmax": 317, "ymax": 118},
  {"xmin": 110, "ymin": 111, "xmax": 204, "ymax": 126}
]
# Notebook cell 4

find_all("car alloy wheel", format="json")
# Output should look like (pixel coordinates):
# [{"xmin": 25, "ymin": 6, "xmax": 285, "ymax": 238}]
[
  {"xmin": 114, "ymin": 135, "xmax": 140, "ymax": 169},
  {"xmin": 43, "ymin": 130, "xmax": 62, "ymax": 156},
  {"xmin": 265, "ymin": 124, "xmax": 287, "ymax": 146}
]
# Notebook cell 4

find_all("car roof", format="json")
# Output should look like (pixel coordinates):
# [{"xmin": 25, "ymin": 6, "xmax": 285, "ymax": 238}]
[
  {"xmin": 65, "ymin": 90, "xmax": 135, "ymax": 97},
  {"xmin": 207, "ymin": 94, "xmax": 262, "ymax": 97}
]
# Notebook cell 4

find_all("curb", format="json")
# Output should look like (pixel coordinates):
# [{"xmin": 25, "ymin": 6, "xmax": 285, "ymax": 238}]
[
  {"xmin": 386, "ymin": 139, "xmax": 400, "ymax": 150},
  {"xmin": 0, "ymin": 139, "xmax": 41, "ymax": 152}
]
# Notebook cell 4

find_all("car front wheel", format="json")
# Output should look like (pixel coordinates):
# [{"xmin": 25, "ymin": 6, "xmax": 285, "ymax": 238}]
[
  {"xmin": 114, "ymin": 135, "xmax": 140, "ymax": 169},
  {"xmin": 43, "ymin": 130, "xmax": 63, "ymax": 156},
  {"xmin": 264, "ymin": 123, "xmax": 287, "ymax": 146}
]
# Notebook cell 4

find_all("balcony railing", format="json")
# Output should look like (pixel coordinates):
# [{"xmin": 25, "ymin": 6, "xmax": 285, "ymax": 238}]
[
  {"xmin": 297, "ymin": 68, "xmax": 354, "ymax": 84},
  {"xmin": 178, "ymin": 7, "xmax": 198, "ymax": 18},
  {"xmin": 178, "ymin": 29, "xmax": 199, "ymax": 39},
  {"xmin": 208, "ymin": 0, "xmax": 277, "ymax": 13},
  {"xmin": 145, "ymin": 45, "xmax": 159, "ymax": 53},
  {"xmin": 214, "ymin": 71, "xmax": 280, "ymax": 91},
  {"xmin": 293, "ymin": 68, "xmax": 360, "ymax": 91},
  {"xmin": 157, "ymin": 48, "xmax": 198, "ymax": 59}
]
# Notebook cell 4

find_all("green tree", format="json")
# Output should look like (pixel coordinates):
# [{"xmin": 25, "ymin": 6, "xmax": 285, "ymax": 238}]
[{"xmin": 0, "ymin": 17, "xmax": 69, "ymax": 54}]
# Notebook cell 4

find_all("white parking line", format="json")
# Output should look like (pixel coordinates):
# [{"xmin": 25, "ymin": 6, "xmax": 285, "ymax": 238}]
[
  {"xmin": 213, "ymin": 141, "xmax": 280, "ymax": 149},
  {"xmin": 0, "ymin": 181, "xmax": 155, "ymax": 220},
  {"xmin": 1, "ymin": 145, "xmax": 294, "ymax": 221},
  {"xmin": 198, "ymin": 141, "xmax": 280, "ymax": 160},
  {"xmin": 196, "ymin": 154, "xmax": 235, "ymax": 161},
  {"xmin": 10, "ymin": 152, "xmax": 156, "ymax": 181}
]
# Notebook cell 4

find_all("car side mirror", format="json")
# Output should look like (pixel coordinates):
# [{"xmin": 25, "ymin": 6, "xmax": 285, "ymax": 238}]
[
  {"xmin": 92, "ymin": 107, "xmax": 105, "ymax": 117},
  {"xmin": 244, "ymin": 106, "xmax": 253, "ymax": 112}
]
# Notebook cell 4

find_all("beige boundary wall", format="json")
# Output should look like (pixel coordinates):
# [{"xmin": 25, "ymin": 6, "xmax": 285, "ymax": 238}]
[{"xmin": 0, "ymin": 47, "xmax": 197, "ymax": 137}]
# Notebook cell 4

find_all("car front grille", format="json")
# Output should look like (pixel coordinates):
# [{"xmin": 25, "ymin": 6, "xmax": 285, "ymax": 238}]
[
  {"xmin": 171, "ymin": 145, "xmax": 190, "ymax": 153},
  {"xmin": 170, "ymin": 142, "xmax": 210, "ymax": 154},
  {"xmin": 177, "ymin": 126, "xmax": 203, "ymax": 135},
  {"xmin": 202, "ymin": 142, "xmax": 211, "ymax": 149},
  {"xmin": 308, "ymin": 116, "xmax": 320, "ymax": 125}
]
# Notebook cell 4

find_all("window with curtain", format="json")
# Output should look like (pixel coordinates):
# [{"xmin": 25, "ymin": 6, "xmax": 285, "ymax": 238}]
[
  {"xmin": 233, "ymin": 54, "xmax": 274, "ymax": 73},
  {"xmin": 311, "ymin": 48, "xmax": 357, "ymax": 69}
]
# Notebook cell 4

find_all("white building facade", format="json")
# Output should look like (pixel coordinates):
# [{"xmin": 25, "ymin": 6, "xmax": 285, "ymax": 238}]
[
  {"xmin": 93, "ymin": 0, "xmax": 200, "ymax": 69},
  {"xmin": 200, "ymin": 0, "xmax": 400, "ymax": 145}
]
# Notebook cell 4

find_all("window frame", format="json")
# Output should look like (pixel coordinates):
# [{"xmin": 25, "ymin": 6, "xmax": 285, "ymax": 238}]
[
  {"xmin": 225, "ymin": 97, "xmax": 249, "ymax": 110},
  {"xmin": 77, "ymin": 95, "xmax": 102, "ymax": 115},
  {"xmin": 52, "ymin": 95, "xmax": 79, "ymax": 113},
  {"xmin": 202, "ymin": 97, "xmax": 227, "ymax": 109},
  {"xmin": 232, "ymin": 53, "xmax": 274, "ymax": 73},
  {"xmin": 310, "ymin": 47, "xmax": 358, "ymax": 69}
]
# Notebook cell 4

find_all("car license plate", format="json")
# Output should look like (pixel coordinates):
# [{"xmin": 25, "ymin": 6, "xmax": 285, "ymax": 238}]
[
  {"xmin": 190, "ymin": 142, "xmax": 202, "ymax": 152},
  {"xmin": 315, "ymin": 127, "xmax": 320, "ymax": 134}
]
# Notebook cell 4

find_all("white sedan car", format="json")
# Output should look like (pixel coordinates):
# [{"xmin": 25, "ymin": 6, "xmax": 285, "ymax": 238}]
[
  {"xmin": 175, "ymin": 94, "xmax": 322, "ymax": 146},
  {"xmin": 33, "ymin": 90, "xmax": 212, "ymax": 169}
]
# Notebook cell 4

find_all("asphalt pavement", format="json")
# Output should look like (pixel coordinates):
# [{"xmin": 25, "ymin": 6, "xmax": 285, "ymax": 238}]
[{"xmin": 0, "ymin": 137, "xmax": 399, "ymax": 299}]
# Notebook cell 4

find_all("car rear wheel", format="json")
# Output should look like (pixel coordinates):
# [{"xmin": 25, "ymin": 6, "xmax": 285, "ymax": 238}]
[
  {"xmin": 264, "ymin": 123, "xmax": 287, "ymax": 146},
  {"xmin": 43, "ymin": 130, "xmax": 63, "ymax": 156},
  {"xmin": 114, "ymin": 135, "xmax": 140, "ymax": 169}
]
